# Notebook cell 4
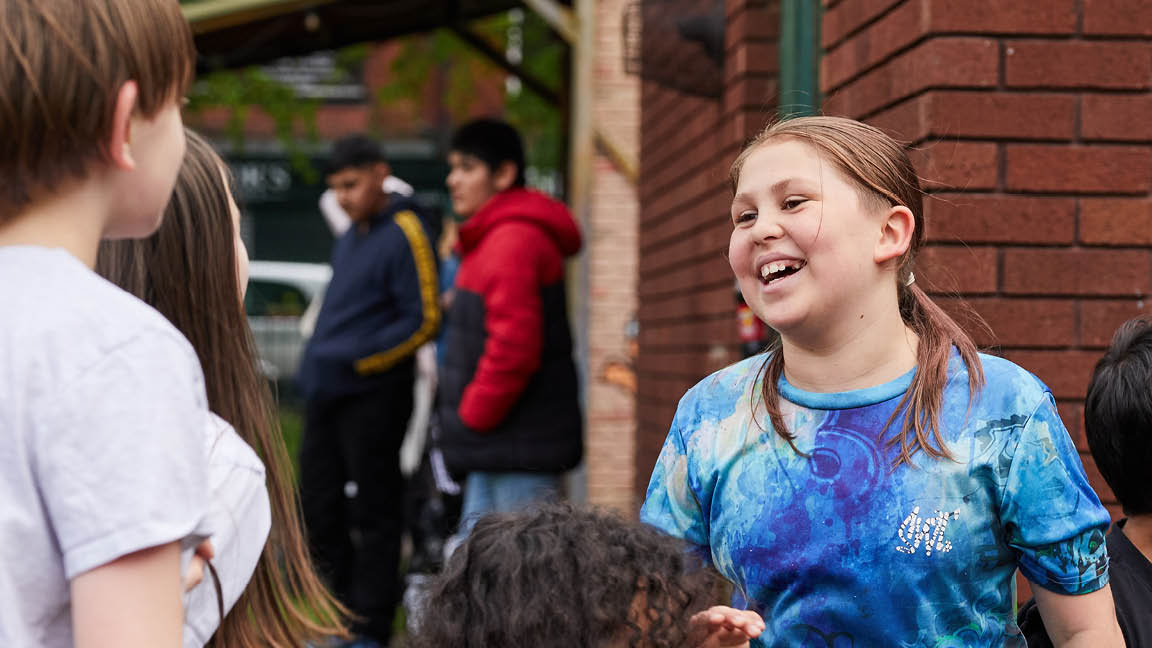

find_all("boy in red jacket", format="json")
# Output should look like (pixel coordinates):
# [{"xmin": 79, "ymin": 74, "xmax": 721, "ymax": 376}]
[{"xmin": 438, "ymin": 119, "xmax": 583, "ymax": 535}]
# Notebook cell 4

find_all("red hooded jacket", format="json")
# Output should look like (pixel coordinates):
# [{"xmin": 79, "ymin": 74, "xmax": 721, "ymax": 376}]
[{"xmin": 437, "ymin": 188, "xmax": 584, "ymax": 475}]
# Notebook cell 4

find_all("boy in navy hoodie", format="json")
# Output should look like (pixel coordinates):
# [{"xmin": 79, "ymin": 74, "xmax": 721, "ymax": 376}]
[
  {"xmin": 298, "ymin": 135, "xmax": 439, "ymax": 647},
  {"xmin": 438, "ymin": 119, "xmax": 583, "ymax": 535}
]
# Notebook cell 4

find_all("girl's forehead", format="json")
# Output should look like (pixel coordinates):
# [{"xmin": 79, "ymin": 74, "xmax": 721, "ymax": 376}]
[{"xmin": 737, "ymin": 139, "xmax": 832, "ymax": 190}]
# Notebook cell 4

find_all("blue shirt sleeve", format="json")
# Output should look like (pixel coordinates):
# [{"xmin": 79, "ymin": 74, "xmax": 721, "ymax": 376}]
[
  {"xmin": 999, "ymin": 392, "xmax": 1111, "ymax": 595},
  {"xmin": 640, "ymin": 390, "xmax": 710, "ymax": 551}
]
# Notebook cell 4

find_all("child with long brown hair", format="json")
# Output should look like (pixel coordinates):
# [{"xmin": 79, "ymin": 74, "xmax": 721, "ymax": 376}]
[
  {"xmin": 98, "ymin": 130, "xmax": 348, "ymax": 647},
  {"xmin": 641, "ymin": 116, "xmax": 1125, "ymax": 646}
]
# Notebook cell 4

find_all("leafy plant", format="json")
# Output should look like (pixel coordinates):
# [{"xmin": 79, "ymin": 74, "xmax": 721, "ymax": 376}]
[
  {"xmin": 379, "ymin": 12, "xmax": 565, "ymax": 175},
  {"xmin": 186, "ymin": 11, "xmax": 565, "ymax": 180},
  {"xmin": 188, "ymin": 67, "xmax": 322, "ymax": 182}
]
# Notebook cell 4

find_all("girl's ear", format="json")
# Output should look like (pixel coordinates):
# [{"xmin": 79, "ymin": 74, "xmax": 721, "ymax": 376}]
[{"xmin": 874, "ymin": 205, "xmax": 915, "ymax": 265}]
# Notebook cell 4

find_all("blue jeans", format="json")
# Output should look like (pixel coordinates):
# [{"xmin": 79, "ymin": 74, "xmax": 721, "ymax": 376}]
[{"xmin": 457, "ymin": 471, "xmax": 563, "ymax": 536}]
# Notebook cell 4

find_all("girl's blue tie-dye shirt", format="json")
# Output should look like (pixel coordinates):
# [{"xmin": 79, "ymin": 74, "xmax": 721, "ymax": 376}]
[{"xmin": 641, "ymin": 352, "xmax": 1110, "ymax": 647}]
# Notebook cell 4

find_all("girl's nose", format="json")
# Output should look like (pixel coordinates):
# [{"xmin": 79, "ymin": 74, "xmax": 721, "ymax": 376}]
[{"xmin": 750, "ymin": 213, "xmax": 784, "ymax": 242}]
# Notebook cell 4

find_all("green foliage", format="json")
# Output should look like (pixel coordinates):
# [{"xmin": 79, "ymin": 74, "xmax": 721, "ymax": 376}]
[
  {"xmin": 187, "ymin": 68, "xmax": 321, "ymax": 182},
  {"xmin": 504, "ymin": 12, "xmax": 565, "ymax": 174},
  {"xmin": 380, "ymin": 12, "xmax": 565, "ymax": 175},
  {"xmin": 186, "ymin": 11, "xmax": 565, "ymax": 180}
]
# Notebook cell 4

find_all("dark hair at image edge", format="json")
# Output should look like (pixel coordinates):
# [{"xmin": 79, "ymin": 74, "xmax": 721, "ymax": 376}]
[
  {"xmin": 730, "ymin": 116, "xmax": 988, "ymax": 467},
  {"xmin": 449, "ymin": 118, "xmax": 527, "ymax": 188},
  {"xmin": 96, "ymin": 130, "xmax": 349, "ymax": 646},
  {"xmin": 1085, "ymin": 317, "xmax": 1152, "ymax": 516},
  {"xmin": 409, "ymin": 503, "xmax": 718, "ymax": 648}
]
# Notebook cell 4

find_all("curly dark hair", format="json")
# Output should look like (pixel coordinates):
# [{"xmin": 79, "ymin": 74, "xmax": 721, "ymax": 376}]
[{"xmin": 408, "ymin": 503, "xmax": 719, "ymax": 648}]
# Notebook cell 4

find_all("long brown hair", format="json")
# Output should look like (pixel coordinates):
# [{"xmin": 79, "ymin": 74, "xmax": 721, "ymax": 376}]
[
  {"xmin": 97, "ymin": 129, "xmax": 348, "ymax": 646},
  {"xmin": 730, "ymin": 116, "xmax": 986, "ymax": 467},
  {"xmin": 0, "ymin": 0, "xmax": 195, "ymax": 219}
]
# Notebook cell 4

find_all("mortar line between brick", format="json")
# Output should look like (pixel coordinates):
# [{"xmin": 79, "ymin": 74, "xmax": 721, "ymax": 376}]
[
  {"xmin": 996, "ymin": 143, "xmax": 1006, "ymax": 193},
  {"xmin": 823, "ymin": 0, "xmax": 910, "ymax": 51},
  {"xmin": 995, "ymin": 246, "xmax": 1004, "ymax": 295}
]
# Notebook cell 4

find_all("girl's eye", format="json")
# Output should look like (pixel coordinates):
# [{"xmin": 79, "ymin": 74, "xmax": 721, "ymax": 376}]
[
  {"xmin": 782, "ymin": 198, "xmax": 807, "ymax": 210},
  {"xmin": 734, "ymin": 210, "xmax": 756, "ymax": 224}
]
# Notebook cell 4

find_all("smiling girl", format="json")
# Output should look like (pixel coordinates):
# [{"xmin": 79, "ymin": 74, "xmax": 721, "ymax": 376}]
[{"xmin": 641, "ymin": 117, "xmax": 1125, "ymax": 647}]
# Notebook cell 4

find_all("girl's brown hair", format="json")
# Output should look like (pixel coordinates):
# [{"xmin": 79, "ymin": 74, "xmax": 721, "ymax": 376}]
[
  {"xmin": 97, "ymin": 130, "xmax": 349, "ymax": 646},
  {"xmin": 0, "ymin": 0, "xmax": 195, "ymax": 220},
  {"xmin": 730, "ymin": 116, "xmax": 986, "ymax": 467}
]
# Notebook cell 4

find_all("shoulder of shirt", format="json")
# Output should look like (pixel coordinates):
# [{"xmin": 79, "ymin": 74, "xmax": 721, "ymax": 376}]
[
  {"xmin": 204, "ymin": 412, "xmax": 266, "ymax": 476},
  {"xmin": 11, "ymin": 253, "xmax": 199, "ymax": 367},
  {"xmin": 370, "ymin": 204, "xmax": 428, "ymax": 245},
  {"xmin": 680, "ymin": 353, "xmax": 766, "ymax": 407},
  {"xmin": 383, "ymin": 196, "xmax": 428, "ymax": 225},
  {"xmin": 970, "ymin": 352, "xmax": 1051, "ymax": 401}
]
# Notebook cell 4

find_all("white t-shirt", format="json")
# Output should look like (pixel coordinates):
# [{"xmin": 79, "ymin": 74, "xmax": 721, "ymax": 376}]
[
  {"xmin": 0, "ymin": 247, "xmax": 213, "ymax": 647},
  {"xmin": 184, "ymin": 413, "xmax": 271, "ymax": 648}
]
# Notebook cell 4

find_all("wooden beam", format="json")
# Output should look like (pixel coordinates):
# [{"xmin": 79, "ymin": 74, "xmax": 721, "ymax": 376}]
[
  {"xmin": 594, "ymin": 130, "xmax": 638, "ymax": 185},
  {"xmin": 566, "ymin": 0, "xmax": 594, "ymax": 212},
  {"xmin": 182, "ymin": 0, "xmax": 338, "ymax": 34},
  {"xmin": 564, "ymin": 0, "xmax": 595, "ymax": 455},
  {"xmin": 520, "ymin": 0, "xmax": 578, "ymax": 44},
  {"xmin": 449, "ymin": 26, "xmax": 561, "ymax": 106}
]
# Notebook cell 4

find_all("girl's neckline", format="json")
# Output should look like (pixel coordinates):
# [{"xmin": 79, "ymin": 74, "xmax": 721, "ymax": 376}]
[{"xmin": 778, "ymin": 364, "xmax": 916, "ymax": 410}]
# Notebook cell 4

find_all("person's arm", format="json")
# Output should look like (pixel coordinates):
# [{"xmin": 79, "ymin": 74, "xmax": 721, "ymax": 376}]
[
  {"xmin": 71, "ymin": 542, "xmax": 183, "ymax": 648},
  {"xmin": 998, "ymin": 392, "xmax": 1119, "ymax": 645},
  {"xmin": 354, "ymin": 210, "xmax": 441, "ymax": 374},
  {"xmin": 1029, "ymin": 585, "xmax": 1125, "ymax": 647},
  {"xmin": 457, "ymin": 225, "xmax": 546, "ymax": 432},
  {"xmin": 38, "ymin": 329, "xmax": 212, "ymax": 645}
]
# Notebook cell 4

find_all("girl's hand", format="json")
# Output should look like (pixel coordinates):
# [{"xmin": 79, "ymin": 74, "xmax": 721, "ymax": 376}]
[
  {"xmin": 183, "ymin": 540, "xmax": 214, "ymax": 592},
  {"xmin": 690, "ymin": 606, "xmax": 765, "ymax": 648}
]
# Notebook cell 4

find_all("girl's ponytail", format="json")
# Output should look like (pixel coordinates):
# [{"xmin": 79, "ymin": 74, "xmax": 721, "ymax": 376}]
[{"xmin": 887, "ymin": 279, "xmax": 986, "ymax": 466}]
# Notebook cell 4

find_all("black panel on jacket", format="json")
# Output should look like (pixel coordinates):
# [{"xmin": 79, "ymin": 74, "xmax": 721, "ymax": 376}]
[{"xmin": 438, "ymin": 282, "xmax": 583, "ymax": 476}]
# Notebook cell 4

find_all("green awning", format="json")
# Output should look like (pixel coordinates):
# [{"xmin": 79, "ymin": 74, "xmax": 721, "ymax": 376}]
[{"xmin": 183, "ymin": 0, "xmax": 524, "ymax": 71}]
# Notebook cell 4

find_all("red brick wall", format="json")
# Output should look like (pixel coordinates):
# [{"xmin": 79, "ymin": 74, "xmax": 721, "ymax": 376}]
[
  {"xmin": 635, "ymin": 0, "xmax": 780, "ymax": 494},
  {"xmin": 823, "ymin": 0, "xmax": 1152, "ymax": 520}
]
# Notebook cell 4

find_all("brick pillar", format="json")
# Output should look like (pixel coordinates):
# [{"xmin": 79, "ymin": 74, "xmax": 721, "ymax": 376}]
[
  {"xmin": 634, "ymin": 0, "xmax": 780, "ymax": 499},
  {"xmin": 583, "ymin": 0, "xmax": 642, "ymax": 515},
  {"xmin": 822, "ymin": 0, "xmax": 1152, "ymax": 520}
]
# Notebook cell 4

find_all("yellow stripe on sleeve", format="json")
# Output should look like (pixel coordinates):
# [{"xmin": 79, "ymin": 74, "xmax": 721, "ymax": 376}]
[{"xmin": 354, "ymin": 210, "xmax": 442, "ymax": 375}]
